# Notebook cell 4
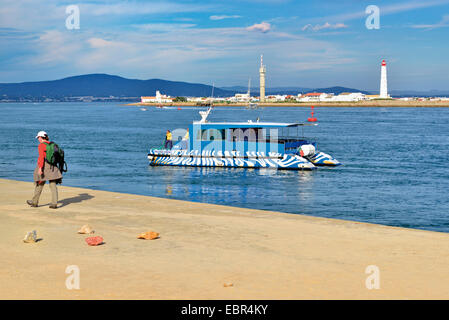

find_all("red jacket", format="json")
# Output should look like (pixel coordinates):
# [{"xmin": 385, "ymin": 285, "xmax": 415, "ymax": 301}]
[{"xmin": 37, "ymin": 142, "xmax": 49, "ymax": 169}]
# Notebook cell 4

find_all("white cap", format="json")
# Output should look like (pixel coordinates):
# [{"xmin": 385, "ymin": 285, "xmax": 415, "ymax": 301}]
[{"xmin": 35, "ymin": 131, "xmax": 47, "ymax": 139}]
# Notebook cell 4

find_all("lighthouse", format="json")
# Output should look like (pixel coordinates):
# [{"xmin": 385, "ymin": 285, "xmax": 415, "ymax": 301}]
[
  {"xmin": 259, "ymin": 55, "xmax": 266, "ymax": 102},
  {"xmin": 380, "ymin": 59, "xmax": 389, "ymax": 98}
]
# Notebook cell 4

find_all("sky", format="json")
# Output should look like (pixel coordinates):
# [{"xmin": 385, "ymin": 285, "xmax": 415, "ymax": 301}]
[{"xmin": 1, "ymin": 0, "xmax": 449, "ymax": 91}]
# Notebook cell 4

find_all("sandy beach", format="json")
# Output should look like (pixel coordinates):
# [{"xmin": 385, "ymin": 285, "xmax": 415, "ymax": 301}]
[{"xmin": 1, "ymin": 178, "xmax": 448, "ymax": 300}]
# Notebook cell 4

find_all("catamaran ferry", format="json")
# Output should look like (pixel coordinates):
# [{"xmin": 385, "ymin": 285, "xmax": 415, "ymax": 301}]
[{"xmin": 147, "ymin": 107, "xmax": 340, "ymax": 170}]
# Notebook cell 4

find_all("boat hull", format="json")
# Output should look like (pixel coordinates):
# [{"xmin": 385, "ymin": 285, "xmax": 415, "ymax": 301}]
[
  {"xmin": 306, "ymin": 152, "xmax": 341, "ymax": 166},
  {"xmin": 148, "ymin": 149, "xmax": 316, "ymax": 170}
]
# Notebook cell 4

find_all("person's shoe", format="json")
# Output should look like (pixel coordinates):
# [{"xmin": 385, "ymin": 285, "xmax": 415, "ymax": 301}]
[
  {"xmin": 49, "ymin": 204, "xmax": 57, "ymax": 209},
  {"xmin": 26, "ymin": 200, "xmax": 38, "ymax": 207}
]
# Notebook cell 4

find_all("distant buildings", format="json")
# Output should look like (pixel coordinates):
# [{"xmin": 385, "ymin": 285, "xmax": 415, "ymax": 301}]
[
  {"xmin": 136, "ymin": 59, "xmax": 449, "ymax": 104},
  {"xmin": 298, "ymin": 92, "xmax": 329, "ymax": 102},
  {"xmin": 224, "ymin": 91, "xmax": 375, "ymax": 103},
  {"xmin": 141, "ymin": 90, "xmax": 174, "ymax": 103},
  {"xmin": 333, "ymin": 92, "xmax": 366, "ymax": 102},
  {"xmin": 295, "ymin": 92, "xmax": 366, "ymax": 102},
  {"xmin": 233, "ymin": 93, "xmax": 251, "ymax": 102},
  {"xmin": 139, "ymin": 90, "xmax": 384, "ymax": 104}
]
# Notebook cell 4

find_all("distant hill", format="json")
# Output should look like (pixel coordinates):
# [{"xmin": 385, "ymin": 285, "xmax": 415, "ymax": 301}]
[
  {"xmin": 389, "ymin": 89, "xmax": 449, "ymax": 97},
  {"xmin": 305, "ymin": 86, "xmax": 373, "ymax": 95},
  {"xmin": 4, "ymin": 74, "xmax": 443, "ymax": 101},
  {"xmin": 220, "ymin": 86, "xmax": 312, "ymax": 95},
  {"xmin": 0, "ymin": 74, "xmax": 235, "ymax": 100},
  {"xmin": 220, "ymin": 85, "xmax": 372, "ymax": 95}
]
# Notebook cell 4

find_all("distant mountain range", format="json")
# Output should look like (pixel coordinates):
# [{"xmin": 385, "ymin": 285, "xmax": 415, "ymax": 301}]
[
  {"xmin": 220, "ymin": 86, "xmax": 313, "ymax": 95},
  {"xmin": 0, "ymin": 74, "xmax": 447, "ymax": 101},
  {"xmin": 305, "ymin": 86, "xmax": 373, "ymax": 95},
  {"xmin": 220, "ymin": 86, "xmax": 372, "ymax": 95},
  {"xmin": 388, "ymin": 89, "xmax": 449, "ymax": 97},
  {"xmin": 0, "ymin": 74, "xmax": 233, "ymax": 101}
]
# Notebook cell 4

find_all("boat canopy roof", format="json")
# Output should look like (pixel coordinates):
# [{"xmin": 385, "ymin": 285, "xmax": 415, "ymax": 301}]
[{"xmin": 192, "ymin": 121, "xmax": 318, "ymax": 129}]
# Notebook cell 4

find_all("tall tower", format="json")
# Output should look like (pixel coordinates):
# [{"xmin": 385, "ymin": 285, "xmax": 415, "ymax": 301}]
[
  {"xmin": 380, "ymin": 59, "xmax": 388, "ymax": 98},
  {"xmin": 259, "ymin": 54, "xmax": 266, "ymax": 102}
]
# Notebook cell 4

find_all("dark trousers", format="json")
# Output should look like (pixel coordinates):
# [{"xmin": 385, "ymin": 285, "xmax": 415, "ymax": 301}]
[{"xmin": 165, "ymin": 140, "xmax": 173, "ymax": 149}]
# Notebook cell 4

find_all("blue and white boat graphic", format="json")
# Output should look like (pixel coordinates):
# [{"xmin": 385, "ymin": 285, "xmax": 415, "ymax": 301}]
[{"xmin": 148, "ymin": 107, "xmax": 340, "ymax": 170}]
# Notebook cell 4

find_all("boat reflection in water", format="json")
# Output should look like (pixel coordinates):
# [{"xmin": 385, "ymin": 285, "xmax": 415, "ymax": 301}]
[{"xmin": 148, "ymin": 162, "xmax": 317, "ymax": 209}]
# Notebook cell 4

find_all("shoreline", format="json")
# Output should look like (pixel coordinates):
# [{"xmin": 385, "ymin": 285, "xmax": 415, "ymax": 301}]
[
  {"xmin": 1, "ymin": 178, "xmax": 448, "ymax": 299},
  {"xmin": 126, "ymin": 100, "xmax": 449, "ymax": 108}
]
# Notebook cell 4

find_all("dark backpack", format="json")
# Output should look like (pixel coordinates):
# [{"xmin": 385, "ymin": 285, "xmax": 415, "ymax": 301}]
[{"xmin": 44, "ymin": 141, "xmax": 68, "ymax": 173}]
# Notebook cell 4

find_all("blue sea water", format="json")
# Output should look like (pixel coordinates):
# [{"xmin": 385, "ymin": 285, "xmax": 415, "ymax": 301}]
[{"xmin": 1, "ymin": 102, "xmax": 448, "ymax": 233}]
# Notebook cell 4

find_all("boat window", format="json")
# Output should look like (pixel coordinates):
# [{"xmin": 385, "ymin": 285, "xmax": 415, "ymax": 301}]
[
  {"xmin": 228, "ymin": 128, "xmax": 262, "ymax": 142},
  {"xmin": 199, "ymin": 129, "xmax": 225, "ymax": 141}
]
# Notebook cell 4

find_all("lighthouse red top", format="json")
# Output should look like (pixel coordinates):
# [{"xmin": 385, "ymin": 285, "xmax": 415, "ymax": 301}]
[{"xmin": 381, "ymin": 59, "xmax": 386, "ymax": 66}]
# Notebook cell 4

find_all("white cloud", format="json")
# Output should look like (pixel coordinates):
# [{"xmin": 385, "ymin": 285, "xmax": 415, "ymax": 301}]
[
  {"xmin": 0, "ymin": 0, "xmax": 62, "ymax": 29},
  {"xmin": 9, "ymin": 24, "xmax": 353, "ymax": 85},
  {"xmin": 0, "ymin": 1, "xmax": 355, "ymax": 85},
  {"xmin": 302, "ymin": 22, "xmax": 348, "ymax": 32},
  {"xmin": 0, "ymin": 0, "xmax": 213, "ymax": 30},
  {"xmin": 411, "ymin": 15, "xmax": 449, "ymax": 29},
  {"xmin": 306, "ymin": 0, "xmax": 449, "ymax": 24},
  {"xmin": 381, "ymin": 0, "xmax": 449, "ymax": 15},
  {"xmin": 210, "ymin": 15, "xmax": 242, "ymax": 20},
  {"xmin": 132, "ymin": 23, "xmax": 197, "ymax": 32},
  {"xmin": 246, "ymin": 22, "xmax": 271, "ymax": 33},
  {"xmin": 82, "ymin": 1, "xmax": 212, "ymax": 16},
  {"xmin": 87, "ymin": 37, "xmax": 127, "ymax": 49}
]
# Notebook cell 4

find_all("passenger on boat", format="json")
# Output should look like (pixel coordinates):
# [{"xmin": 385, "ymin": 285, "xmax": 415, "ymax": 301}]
[{"xmin": 165, "ymin": 130, "xmax": 173, "ymax": 149}]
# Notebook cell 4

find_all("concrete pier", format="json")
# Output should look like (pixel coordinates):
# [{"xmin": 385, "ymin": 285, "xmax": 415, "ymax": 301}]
[{"xmin": 0, "ymin": 178, "xmax": 448, "ymax": 299}]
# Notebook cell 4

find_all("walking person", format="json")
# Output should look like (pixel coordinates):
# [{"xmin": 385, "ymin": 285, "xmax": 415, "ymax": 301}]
[
  {"xmin": 164, "ymin": 130, "xmax": 173, "ymax": 149},
  {"xmin": 27, "ymin": 131, "xmax": 63, "ymax": 209}
]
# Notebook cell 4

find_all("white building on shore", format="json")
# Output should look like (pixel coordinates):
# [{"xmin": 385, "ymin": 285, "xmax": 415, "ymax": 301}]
[
  {"xmin": 141, "ymin": 91, "xmax": 174, "ymax": 103},
  {"xmin": 296, "ymin": 92, "xmax": 367, "ymax": 102},
  {"xmin": 297, "ymin": 92, "xmax": 330, "ymax": 102},
  {"xmin": 234, "ymin": 93, "xmax": 250, "ymax": 102},
  {"xmin": 332, "ymin": 92, "xmax": 366, "ymax": 102}
]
